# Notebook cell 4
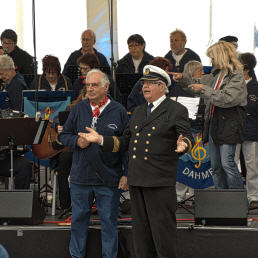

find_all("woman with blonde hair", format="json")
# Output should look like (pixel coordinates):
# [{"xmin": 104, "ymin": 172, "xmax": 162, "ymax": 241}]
[{"xmin": 173, "ymin": 41, "xmax": 247, "ymax": 189}]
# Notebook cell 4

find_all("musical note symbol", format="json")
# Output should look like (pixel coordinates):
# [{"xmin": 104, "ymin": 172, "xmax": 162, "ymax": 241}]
[
  {"xmin": 191, "ymin": 133, "xmax": 206, "ymax": 168},
  {"xmin": 44, "ymin": 106, "xmax": 51, "ymax": 120}
]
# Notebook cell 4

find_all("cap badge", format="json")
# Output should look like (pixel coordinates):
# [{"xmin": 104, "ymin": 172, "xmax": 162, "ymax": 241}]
[{"xmin": 144, "ymin": 68, "xmax": 150, "ymax": 75}]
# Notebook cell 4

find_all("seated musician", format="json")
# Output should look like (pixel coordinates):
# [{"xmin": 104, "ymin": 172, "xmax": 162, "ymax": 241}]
[
  {"xmin": 72, "ymin": 53, "xmax": 120, "ymax": 101},
  {"xmin": 30, "ymin": 55, "xmax": 72, "ymax": 91},
  {"xmin": 116, "ymin": 34, "xmax": 154, "ymax": 74},
  {"xmin": 0, "ymin": 55, "xmax": 28, "ymax": 111},
  {"xmin": 175, "ymin": 60, "xmax": 204, "ymax": 204}
]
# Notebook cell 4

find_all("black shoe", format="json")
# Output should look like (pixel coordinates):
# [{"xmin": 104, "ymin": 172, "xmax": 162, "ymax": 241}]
[{"xmin": 249, "ymin": 201, "xmax": 258, "ymax": 210}]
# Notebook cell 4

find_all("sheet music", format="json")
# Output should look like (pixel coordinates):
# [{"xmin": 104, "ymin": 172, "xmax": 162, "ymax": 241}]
[{"xmin": 177, "ymin": 96, "xmax": 200, "ymax": 120}]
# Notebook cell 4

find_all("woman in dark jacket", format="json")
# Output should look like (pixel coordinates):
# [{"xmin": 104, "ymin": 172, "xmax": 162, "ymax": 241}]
[{"xmin": 30, "ymin": 55, "xmax": 72, "ymax": 91}]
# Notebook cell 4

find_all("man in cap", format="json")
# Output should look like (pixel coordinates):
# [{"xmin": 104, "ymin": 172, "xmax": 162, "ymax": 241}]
[
  {"xmin": 219, "ymin": 35, "xmax": 238, "ymax": 49},
  {"xmin": 82, "ymin": 65, "xmax": 194, "ymax": 258}
]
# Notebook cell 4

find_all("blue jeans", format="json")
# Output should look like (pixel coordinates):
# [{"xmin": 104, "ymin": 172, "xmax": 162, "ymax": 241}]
[
  {"xmin": 69, "ymin": 183, "xmax": 120, "ymax": 258},
  {"xmin": 209, "ymin": 134, "xmax": 244, "ymax": 189}
]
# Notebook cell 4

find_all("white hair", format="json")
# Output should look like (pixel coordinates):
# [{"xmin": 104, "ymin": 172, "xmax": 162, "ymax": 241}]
[
  {"xmin": 86, "ymin": 69, "xmax": 110, "ymax": 88},
  {"xmin": 0, "ymin": 55, "xmax": 15, "ymax": 70}
]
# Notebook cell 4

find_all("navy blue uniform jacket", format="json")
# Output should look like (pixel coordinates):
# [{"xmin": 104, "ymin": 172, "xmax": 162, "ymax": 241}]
[
  {"xmin": 59, "ymin": 99, "xmax": 129, "ymax": 187},
  {"xmin": 103, "ymin": 97, "xmax": 194, "ymax": 187}
]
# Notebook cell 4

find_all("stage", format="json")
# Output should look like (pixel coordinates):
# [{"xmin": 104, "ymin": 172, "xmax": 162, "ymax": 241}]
[{"xmin": 1, "ymin": 207, "xmax": 258, "ymax": 258}]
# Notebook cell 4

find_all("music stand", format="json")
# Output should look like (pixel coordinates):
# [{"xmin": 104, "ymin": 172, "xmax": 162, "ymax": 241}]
[
  {"xmin": 115, "ymin": 73, "xmax": 142, "ymax": 106},
  {"xmin": 0, "ymin": 118, "xmax": 47, "ymax": 190},
  {"xmin": 66, "ymin": 65, "xmax": 81, "ymax": 84}
]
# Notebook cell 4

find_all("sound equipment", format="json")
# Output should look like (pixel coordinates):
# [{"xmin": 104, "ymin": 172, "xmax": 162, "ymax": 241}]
[
  {"xmin": 194, "ymin": 189, "xmax": 248, "ymax": 226},
  {"xmin": 0, "ymin": 190, "xmax": 45, "ymax": 225}
]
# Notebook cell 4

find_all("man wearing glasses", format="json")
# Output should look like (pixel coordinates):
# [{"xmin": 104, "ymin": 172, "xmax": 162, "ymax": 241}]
[
  {"xmin": 83, "ymin": 65, "xmax": 194, "ymax": 258},
  {"xmin": 0, "ymin": 29, "xmax": 34, "ymax": 75},
  {"xmin": 59, "ymin": 69, "xmax": 128, "ymax": 258},
  {"xmin": 63, "ymin": 29, "xmax": 111, "ymax": 80}
]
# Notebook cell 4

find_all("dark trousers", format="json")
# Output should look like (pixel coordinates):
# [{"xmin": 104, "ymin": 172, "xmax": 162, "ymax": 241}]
[
  {"xmin": 56, "ymin": 151, "xmax": 72, "ymax": 209},
  {"xmin": 129, "ymin": 185, "xmax": 178, "ymax": 258},
  {"xmin": 0, "ymin": 156, "xmax": 32, "ymax": 189}
]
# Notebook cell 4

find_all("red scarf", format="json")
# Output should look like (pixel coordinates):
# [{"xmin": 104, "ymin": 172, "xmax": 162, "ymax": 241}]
[
  {"xmin": 210, "ymin": 79, "xmax": 222, "ymax": 118},
  {"xmin": 80, "ymin": 75, "xmax": 86, "ymax": 85},
  {"xmin": 90, "ymin": 96, "xmax": 108, "ymax": 118}
]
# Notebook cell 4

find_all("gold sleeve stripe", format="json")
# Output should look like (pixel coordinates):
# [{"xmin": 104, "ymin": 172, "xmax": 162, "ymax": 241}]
[
  {"xmin": 112, "ymin": 136, "xmax": 120, "ymax": 152},
  {"xmin": 182, "ymin": 137, "xmax": 192, "ymax": 153}
]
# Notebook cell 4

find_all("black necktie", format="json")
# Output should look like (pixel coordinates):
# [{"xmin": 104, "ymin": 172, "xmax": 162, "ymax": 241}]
[{"xmin": 146, "ymin": 103, "xmax": 154, "ymax": 117}]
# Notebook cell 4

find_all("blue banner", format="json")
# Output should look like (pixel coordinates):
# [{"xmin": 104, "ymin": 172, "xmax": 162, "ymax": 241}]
[
  {"xmin": 23, "ymin": 91, "xmax": 73, "ymax": 122},
  {"xmin": 177, "ymin": 130, "xmax": 214, "ymax": 189}
]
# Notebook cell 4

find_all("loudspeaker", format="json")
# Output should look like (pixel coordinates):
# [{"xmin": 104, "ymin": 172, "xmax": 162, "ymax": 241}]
[
  {"xmin": 0, "ymin": 190, "xmax": 45, "ymax": 225},
  {"xmin": 194, "ymin": 189, "xmax": 248, "ymax": 226}
]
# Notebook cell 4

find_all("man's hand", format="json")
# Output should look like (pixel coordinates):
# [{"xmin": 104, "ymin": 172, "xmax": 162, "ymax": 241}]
[
  {"xmin": 118, "ymin": 176, "xmax": 129, "ymax": 191},
  {"xmin": 175, "ymin": 135, "xmax": 188, "ymax": 153},
  {"xmin": 171, "ymin": 72, "xmax": 183, "ymax": 82},
  {"xmin": 188, "ymin": 83, "xmax": 203, "ymax": 92},
  {"xmin": 76, "ymin": 135, "xmax": 90, "ymax": 149},
  {"xmin": 84, "ymin": 127, "xmax": 103, "ymax": 145},
  {"xmin": 57, "ymin": 125, "xmax": 63, "ymax": 134}
]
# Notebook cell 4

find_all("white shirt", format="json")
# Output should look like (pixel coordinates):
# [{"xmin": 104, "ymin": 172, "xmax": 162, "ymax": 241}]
[
  {"xmin": 148, "ymin": 95, "xmax": 166, "ymax": 113},
  {"xmin": 132, "ymin": 57, "xmax": 142, "ymax": 73},
  {"xmin": 172, "ymin": 49, "xmax": 187, "ymax": 66}
]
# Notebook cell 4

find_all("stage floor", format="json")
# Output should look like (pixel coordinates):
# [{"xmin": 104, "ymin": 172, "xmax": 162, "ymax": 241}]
[{"xmin": 1, "ymin": 207, "xmax": 258, "ymax": 258}]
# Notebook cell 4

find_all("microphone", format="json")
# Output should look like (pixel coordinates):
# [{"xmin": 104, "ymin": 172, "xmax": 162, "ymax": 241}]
[{"xmin": 3, "ymin": 47, "xmax": 8, "ymax": 54}]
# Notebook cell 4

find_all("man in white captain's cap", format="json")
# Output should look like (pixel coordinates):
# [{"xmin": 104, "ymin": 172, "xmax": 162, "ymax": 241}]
[{"xmin": 81, "ymin": 64, "xmax": 194, "ymax": 257}]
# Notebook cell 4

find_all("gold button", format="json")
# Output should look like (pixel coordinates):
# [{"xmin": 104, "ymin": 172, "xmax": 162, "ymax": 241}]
[
  {"xmin": 132, "ymin": 155, "xmax": 136, "ymax": 159},
  {"xmin": 147, "ymin": 133, "xmax": 151, "ymax": 137},
  {"xmin": 144, "ymin": 156, "xmax": 148, "ymax": 160},
  {"xmin": 146, "ymin": 141, "xmax": 150, "ymax": 144},
  {"xmin": 152, "ymin": 127, "xmax": 156, "ymax": 131},
  {"xmin": 145, "ymin": 149, "xmax": 148, "ymax": 152},
  {"xmin": 134, "ymin": 139, "xmax": 138, "ymax": 143},
  {"xmin": 133, "ymin": 147, "xmax": 136, "ymax": 151},
  {"xmin": 136, "ymin": 133, "xmax": 140, "ymax": 136},
  {"xmin": 135, "ymin": 125, "xmax": 138, "ymax": 129}
]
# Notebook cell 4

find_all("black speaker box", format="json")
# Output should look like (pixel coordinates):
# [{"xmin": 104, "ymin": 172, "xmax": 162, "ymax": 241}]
[
  {"xmin": 0, "ymin": 190, "xmax": 45, "ymax": 225},
  {"xmin": 194, "ymin": 189, "xmax": 248, "ymax": 226}
]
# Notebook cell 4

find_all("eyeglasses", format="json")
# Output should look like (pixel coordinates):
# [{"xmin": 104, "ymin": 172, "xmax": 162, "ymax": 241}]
[
  {"xmin": 85, "ymin": 82, "xmax": 101, "ymax": 88},
  {"xmin": 0, "ymin": 70, "xmax": 9, "ymax": 76},
  {"xmin": 81, "ymin": 38, "xmax": 92, "ymax": 42},
  {"xmin": 142, "ymin": 80, "xmax": 163, "ymax": 86},
  {"xmin": 79, "ymin": 66, "xmax": 91, "ymax": 72},
  {"xmin": 1, "ymin": 40, "xmax": 14, "ymax": 46},
  {"xmin": 128, "ymin": 43, "xmax": 141, "ymax": 49}
]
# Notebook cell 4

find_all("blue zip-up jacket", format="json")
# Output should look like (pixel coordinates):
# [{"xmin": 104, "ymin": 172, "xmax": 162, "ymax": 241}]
[
  {"xmin": 59, "ymin": 98, "xmax": 129, "ymax": 186},
  {"xmin": 5, "ymin": 72, "xmax": 28, "ymax": 111}
]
